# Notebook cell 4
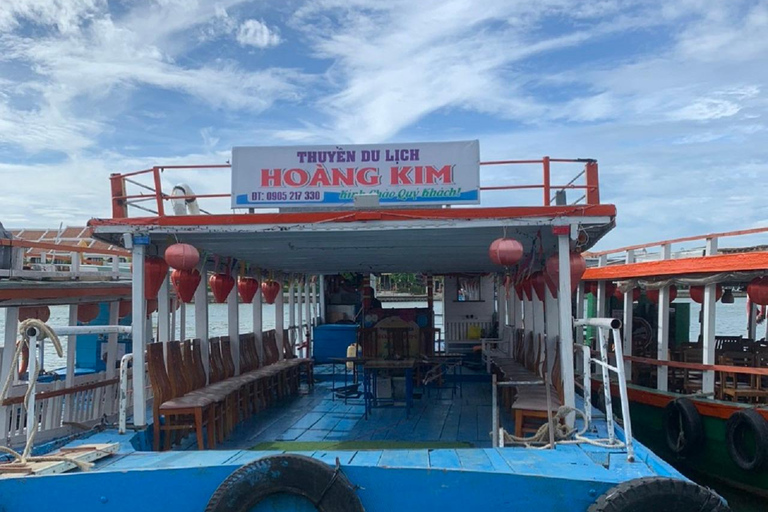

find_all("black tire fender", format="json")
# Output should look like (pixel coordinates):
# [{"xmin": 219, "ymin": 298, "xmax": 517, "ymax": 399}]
[
  {"xmin": 588, "ymin": 477, "xmax": 730, "ymax": 512},
  {"xmin": 205, "ymin": 454, "xmax": 364, "ymax": 512},
  {"xmin": 725, "ymin": 408, "xmax": 768, "ymax": 471},
  {"xmin": 663, "ymin": 398, "xmax": 704, "ymax": 456}
]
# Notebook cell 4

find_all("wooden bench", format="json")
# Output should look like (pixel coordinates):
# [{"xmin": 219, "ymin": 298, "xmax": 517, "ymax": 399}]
[{"xmin": 510, "ymin": 340, "xmax": 563, "ymax": 438}]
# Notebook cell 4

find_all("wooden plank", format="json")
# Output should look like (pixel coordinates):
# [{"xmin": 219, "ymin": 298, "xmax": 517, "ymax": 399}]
[
  {"xmin": 428, "ymin": 449, "xmax": 461, "ymax": 469},
  {"xmin": 0, "ymin": 443, "xmax": 118, "ymax": 478}
]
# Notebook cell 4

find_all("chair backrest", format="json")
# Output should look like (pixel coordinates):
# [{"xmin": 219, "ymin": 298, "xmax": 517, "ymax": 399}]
[
  {"xmin": 146, "ymin": 342, "xmax": 173, "ymax": 405},
  {"xmin": 191, "ymin": 339, "xmax": 208, "ymax": 386},
  {"xmin": 715, "ymin": 335, "xmax": 745, "ymax": 352},
  {"xmin": 683, "ymin": 349, "xmax": 704, "ymax": 364},
  {"xmin": 282, "ymin": 329, "xmax": 295, "ymax": 359},
  {"xmin": 263, "ymin": 330, "xmax": 279, "ymax": 365},
  {"xmin": 220, "ymin": 338, "xmax": 236, "ymax": 378},
  {"xmin": 183, "ymin": 339, "xmax": 202, "ymax": 390},
  {"xmin": 166, "ymin": 341, "xmax": 190, "ymax": 397},
  {"xmin": 240, "ymin": 333, "xmax": 254, "ymax": 372},
  {"xmin": 209, "ymin": 337, "xmax": 224, "ymax": 383},
  {"xmin": 359, "ymin": 327, "xmax": 377, "ymax": 358}
]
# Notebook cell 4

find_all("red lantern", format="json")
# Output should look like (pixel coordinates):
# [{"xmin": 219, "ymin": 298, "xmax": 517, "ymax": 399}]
[
  {"xmin": 209, "ymin": 273, "xmax": 235, "ymax": 303},
  {"xmin": 19, "ymin": 306, "xmax": 49, "ymax": 322},
  {"xmin": 513, "ymin": 280, "xmax": 524, "ymax": 300},
  {"xmin": 144, "ymin": 256, "xmax": 169, "ymax": 300},
  {"xmin": 36, "ymin": 306, "xmax": 50, "ymax": 323},
  {"xmin": 118, "ymin": 300, "xmax": 132, "ymax": 319},
  {"xmin": 261, "ymin": 280, "xmax": 281, "ymax": 304},
  {"xmin": 146, "ymin": 299, "xmax": 158, "ymax": 316},
  {"xmin": 545, "ymin": 252, "xmax": 587, "ymax": 293},
  {"xmin": 544, "ymin": 272, "xmax": 558, "ymax": 298},
  {"xmin": 164, "ymin": 243, "xmax": 200, "ymax": 271},
  {"xmin": 238, "ymin": 277, "xmax": 260, "ymax": 304},
  {"xmin": 613, "ymin": 287, "xmax": 641, "ymax": 303},
  {"xmin": 531, "ymin": 271, "xmax": 548, "ymax": 301},
  {"xmin": 489, "ymin": 238, "xmax": 524, "ymax": 267},
  {"xmin": 689, "ymin": 284, "xmax": 722, "ymax": 304},
  {"xmin": 646, "ymin": 286, "xmax": 678, "ymax": 304},
  {"xmin": 77, "ymin": 302, "xmax": 100, "ymax": 323},
  {"xmin": 521, "ymin": 276, "xmax": 533, "ymax": 301},
  {"xmin": 747, "ymin": 277, "xmax": 768, "ymax": 306},
  {"xmin": 172, "ymin": 269, "xmax": 202, "ymax": 303}
]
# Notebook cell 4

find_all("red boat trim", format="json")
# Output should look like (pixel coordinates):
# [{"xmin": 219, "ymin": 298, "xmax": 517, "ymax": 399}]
[{"xmin": 583, "ymin": 252, "xmax": 768, "ymax": 280}]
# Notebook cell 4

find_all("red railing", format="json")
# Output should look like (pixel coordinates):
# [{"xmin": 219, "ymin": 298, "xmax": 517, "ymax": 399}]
[{"xmin": 108, "ymin": 157, "xmax": 601, "ymax": 219}]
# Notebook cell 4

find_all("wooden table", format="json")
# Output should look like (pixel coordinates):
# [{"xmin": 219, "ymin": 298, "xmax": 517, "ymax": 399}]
[{"xmin": 362, "ymin": 359, "xmax": 416, "ymax": 419}]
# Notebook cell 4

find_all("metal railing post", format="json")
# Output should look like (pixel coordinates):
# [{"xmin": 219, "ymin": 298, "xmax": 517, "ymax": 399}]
[
  {"xmin": 491, "ymin": 373, "xmax": 499, "ymax": 447},
  {"xmin": 109, "ymin": 173, "xmax": 128, "ymax": 218},
  {"xmin": 611, "ymin": 327, "xmax": 635, "ymax": 462},
  {"xmin": 118, "ymin": 354, "xmax": 133, "ymax": 434},
  {"xmin": 585, "ymin": 160, "xmax": 600, "ymax": 204},
  {"xmin": 542, "ymin": 156, "xmax": 551, "ymax": 206},
  {"xmin": 152, "ymin": 167, "xmax": 165, "ymax": 217}
]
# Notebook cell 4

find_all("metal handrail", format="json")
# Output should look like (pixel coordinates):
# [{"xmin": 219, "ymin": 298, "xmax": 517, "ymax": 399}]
[
  {"xmin": 574, "ymin": 317, "xmax": 635, "ymax": 462},
  {"xmin": 118, "ymin": 353, "xmax": 133, "ymax": 434},
  {"xmin": 108, "ymin": 157, "xmax": 602, "ymax": 219}
]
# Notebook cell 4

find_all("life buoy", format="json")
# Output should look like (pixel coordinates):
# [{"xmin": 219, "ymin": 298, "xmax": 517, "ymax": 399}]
[
  {"xmin": 588, "ymin": 477, "xmax": 729, "ymax": 512},
  {"xmin": 17, "ymin": 340, "xmax": 29, "ymax": 378},
  {"xmin": 205, "ymin": 454, "xmax": 364, "ymax": 512},
  {"xmin": 663, "ymin": 398, "xmax": 704, "ymax": 456},
  {"xmin": 725, "ymin": 409, "xmax": 768, "ymax": 471}
]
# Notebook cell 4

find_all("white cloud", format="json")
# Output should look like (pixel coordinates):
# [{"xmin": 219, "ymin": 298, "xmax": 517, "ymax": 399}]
[{"xmin": 236, "ymin": 19, "xmax": 281, "ymax": 48}]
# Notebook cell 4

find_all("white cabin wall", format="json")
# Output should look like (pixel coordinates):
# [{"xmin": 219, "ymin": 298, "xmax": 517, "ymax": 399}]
[{"xmin": 443, "ymin": 275, "xmax": 496, "ymax": 322}]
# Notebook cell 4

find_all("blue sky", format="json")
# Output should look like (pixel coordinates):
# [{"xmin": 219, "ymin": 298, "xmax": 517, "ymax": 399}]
[{"xmin": 0, "ymin": 0, "xmax": 766, "ymax": 250}]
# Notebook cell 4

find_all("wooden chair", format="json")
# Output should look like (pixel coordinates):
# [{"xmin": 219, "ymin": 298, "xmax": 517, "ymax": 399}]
[
  {"xmin": 511, "ymin": 339, "xmax": 563, "ymax": 437},
  {"xmin": 146, "ymin": 342, "xmax": 215, "ymax": 451},
  {"xmin": 719, "ymin": 352, "xmax": 768, "ymax": 403},
  {"xmin": 682, "ymin": 349, "xmax": 704, "ymax": 393}
]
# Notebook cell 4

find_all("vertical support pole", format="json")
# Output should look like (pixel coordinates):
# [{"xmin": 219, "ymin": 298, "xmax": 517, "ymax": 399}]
[
  {"xmin": 318, "ymin": 275, "xmax": 326, "ymax": 323},
  {"xmin": 542, "ymin": 156, "xmax": 551, "ymax": 206},
  {"xmin": 109, "ymin": 173, "xmax": 128, "ymax": 218},
  {"xmin": 111, "ymin": 255, "xmax": 120, "ymax": 279},
  {"xmin": 152, "ymin": 167, "xmax": 165, "ymax": 217},
  {"xmin": 557, "ymin": 233, "xmax": 576, "ymax": 423},
  {"xmin": 575, "ymin": 282, "xmax": 585, "ymax": 345},
  {"xmin": 657, "ymin": 243, "xmax": 671, "ymax": 391},
  {"xmin": 491, "ymin": 374, "xmax": 498, "ymax": 447},
  {"xmin": 105, "ymin": 301, "xmax": 120, "ymax": 415},
  {"xmin": 596, "ymin": 255, "xmax": 608, "ymax": 319},
  {"xmin": 25, "ymin": 331, "xmax": 37, "ymax": 448},
  {"xmin": 131, "ymin": 242, "xmax": 147, "ymax": 427},
  {"xmin": 158, "ymin": 274, "xmax": 170, "ymax": 360},
  {"xmin": 170, "ymin": 297, "xmax": 177, "ymax": 343},
  {"xmin": 288, "ymin": 277, "xmax": 296, "ymax": 348},
  {"xmin": 194, "ymin": 267, "xmax": 209, "ymax": 379},
  {"xmin": 748, "ymin": 301, "xmax": 757, "ymax": 340},
  {"xmin": 228, "ymin": 267, "xmax": 240, "ymax": 375},
  {"xmin": 702, "ymin": 237, "xmax": 718, "ymax": 395},
  {"xmin": 254, "ymin": 280, "xmax": 264, "ymax": 363},
  {"xmin": 297, "ymin": 276, "xmax": 303, "ymax": 352},
  {"xmin": 65, "ymin": 304, "xmax": 78, "ymax": 422},
  {"xmin": 179, "ymin": 302, "xmax": 186, "ymax": 341},
  {"xmin": 585, "ymin": 160, "xmax": 600, "ymax": 205},
  {"xmin": 276, "ymin": 274, "xmax": 285, "ymax": 361},
  {"xmin": 498, "ymin": 275, "xmax": 507, "ymax": 329},
  {"xmin": 310, "ymin": 276, "xmax": 318, "ymax": 326},
  {"xmin": 304, "ymin": 277, "xmax": 311, "ymax": 348},
  {"xmin": 622, "ymin": 250, "xmax": 635, "ymax": 378},
  {"xmin": 545, "ymin": 287, "xmax": 560, "ymax": 377},
  {"xmin": 0, "ymin": 306, "xmax": 20, "ymax": 437}
]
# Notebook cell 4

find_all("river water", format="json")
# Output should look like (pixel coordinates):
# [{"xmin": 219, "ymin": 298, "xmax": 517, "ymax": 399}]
[{"xmin": 0, "ymin": 298, "xmax": 761, "ymax": 509}]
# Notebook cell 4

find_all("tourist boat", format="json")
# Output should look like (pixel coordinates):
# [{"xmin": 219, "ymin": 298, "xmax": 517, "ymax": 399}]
[
  {"xmin": 581, "ymin": 228, "xmax": 768, "ymax": 498},
  {"xmin": 0, "ymin": 142, "xmax": 729, "ymax": 511}
]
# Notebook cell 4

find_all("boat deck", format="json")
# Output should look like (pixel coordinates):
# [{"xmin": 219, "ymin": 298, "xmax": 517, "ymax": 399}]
[{"xmin": 214, "ymin": 365, "xmax": 497, "ymax": 450}]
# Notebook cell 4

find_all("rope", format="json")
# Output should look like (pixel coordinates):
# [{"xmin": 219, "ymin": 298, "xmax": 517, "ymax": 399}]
[
  {"xmin": 501, "ymin": 405, "xmax": 627, "ymax": 450},
  {"xmin": 0, "ymin": 320, "xmax": 93, "ymax": 472}
]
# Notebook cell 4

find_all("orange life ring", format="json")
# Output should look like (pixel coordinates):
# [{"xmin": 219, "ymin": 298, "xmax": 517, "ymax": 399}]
[{"xmin": 17, "ymin": 340, "xmax": 29, "ymax": 378}]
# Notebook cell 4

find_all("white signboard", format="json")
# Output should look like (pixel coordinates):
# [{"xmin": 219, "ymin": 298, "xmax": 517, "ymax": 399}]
[{"xmin": 231, "ymin": 140, "xmax": 480, "ymax": 208}]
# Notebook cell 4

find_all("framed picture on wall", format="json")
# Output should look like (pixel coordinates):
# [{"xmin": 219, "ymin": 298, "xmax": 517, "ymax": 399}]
[{"xmin": 456, "ymin": 275, "xmax": 482, "ymax": 302}]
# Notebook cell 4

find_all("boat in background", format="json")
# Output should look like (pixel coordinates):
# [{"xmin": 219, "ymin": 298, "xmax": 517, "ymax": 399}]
[
  {"xmin": 0, "ymin": 143, "xmax": 730, "ymax": 511},
  {"xmin": 581, "ymin": 228, "xmax": 768, "ymax": 498}
]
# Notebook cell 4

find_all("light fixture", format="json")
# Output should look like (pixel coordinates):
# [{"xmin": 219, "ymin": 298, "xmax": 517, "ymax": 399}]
[{"xmin": 721, "ymin": 288, "xmax": 735, "ymax": 304}]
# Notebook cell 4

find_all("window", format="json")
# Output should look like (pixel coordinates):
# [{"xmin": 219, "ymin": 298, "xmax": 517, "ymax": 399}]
[{"xmin": 457, "ymin": 276, "xmax": 481, "ymax": 302}]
